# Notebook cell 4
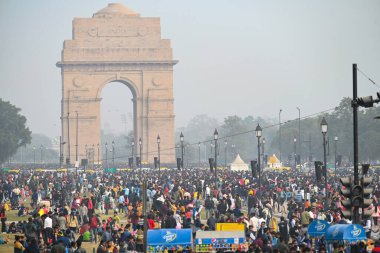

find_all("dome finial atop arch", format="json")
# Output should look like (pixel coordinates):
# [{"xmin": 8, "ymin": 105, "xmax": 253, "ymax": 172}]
[{"xmin": 93, "ymin": 3, "xmax": 140, "ymax": 18}]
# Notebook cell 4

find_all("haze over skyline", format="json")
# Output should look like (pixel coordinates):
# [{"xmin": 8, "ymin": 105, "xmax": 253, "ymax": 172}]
[{"xmin": 1, "ymin": 0, "xmax": 380, "ymax": 138}]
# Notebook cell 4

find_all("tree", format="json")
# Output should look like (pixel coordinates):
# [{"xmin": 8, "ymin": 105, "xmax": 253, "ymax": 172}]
[{"xmin": 0, "ymin": 99, "xmax": 31, "ymax": 164}]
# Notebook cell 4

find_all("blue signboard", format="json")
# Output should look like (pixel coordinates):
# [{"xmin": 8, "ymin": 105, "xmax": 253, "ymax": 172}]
[
  {"xmin": 147, "ymin": 229, "xmax": 192, "ymax": 252},
  {"xmin": 325, "ymin": 224, "xmax": 366, "ymax": 242},
  {"xmin": 307, "ymin": 219, "xmax": 330, "ymax": 237}
]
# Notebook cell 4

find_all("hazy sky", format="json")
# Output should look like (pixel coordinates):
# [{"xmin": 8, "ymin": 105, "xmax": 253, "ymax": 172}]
[{"xmin": 1, "ymin": 0, "xmax": 380, "ymax": 138}]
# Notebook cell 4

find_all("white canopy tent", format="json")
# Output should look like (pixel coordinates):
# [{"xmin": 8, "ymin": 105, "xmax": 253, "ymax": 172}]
[{"xmin": 230, "ymin": 154, "xmax": 249, "ymax": 171}]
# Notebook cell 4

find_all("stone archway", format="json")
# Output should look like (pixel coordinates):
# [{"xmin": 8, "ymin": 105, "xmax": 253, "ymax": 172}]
[{"xmin": 57, "ymin": 3, "xmax": 177, "ymax": 165}]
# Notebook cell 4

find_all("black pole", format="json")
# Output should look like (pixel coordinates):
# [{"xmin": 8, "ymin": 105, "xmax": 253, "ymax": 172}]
[
  {"xmin": 279, "ymin": 109, "xmax": 282, "ymax": 162},
  {"xmin": 334, "ymin": 137, "xmax": 337, "ymax": 174},
  {"xmin": 132, "ymin": 142, "xmax": 135, "ymax": 169},
  {"xmin": 143, "ymin": 180, "xmax": 147, "ymax": 252},
  {"xmin": 257, "ymin": 137, "xmax": 261, "ymax": 201},
  {"xmin": 352, "ymin": 63, "xmax": 359, "ymax": 224},
  {"xmin": 214, "ymin": 140, "xmax": 217, "ymax": 187},
  {"xmin": 112, "ymin": 141, "xmax": 115, "ymax": 167},
  {"xmin": 294, "ymin": 138, "xmax": 297, "ymax": 169},
  {"xmin": 139, "ymin": 138, "xmax": 142, "ymax": 170},
  {"xmin": 97, "ymin": 144, "xmax": 99, "ymax": 167},
  {"xmin": 105, "ymin": 142, "xmax": 108, "ymax": 169},
  {"xmin": 59, "ymin": 136, "xmax": 62, "ymax": 168},
  {"xmin": 323, "ymin": 133, "xmax": 327, "ymax": 211},
  {"xmin": 40, "ymin": 145, "xmax": 43, "ymax": 163},
  {"xmin": 297, "ymin": 107, "xmax": 301, "ymax": 163},
  {"xmin": 75, "ymin": 111, "xmax": 78, "ymax": 162},
  {"xmin": 224, "ymin": 140, "xmax": 227, "ymax": 168},
  {"xmin": 33, "ymin": 146, "xmax": 36, "ymax": 165},
  {"xmin": 67, "ymin": 113, "xmax": 71, "ymax": 166},
  {"xmin": 198, "ymin": 142, "xmax": 201, "ymax": 167},
  {"xmin": 181, "ymin": 140, "xmax": 184, "ymax": 169}
]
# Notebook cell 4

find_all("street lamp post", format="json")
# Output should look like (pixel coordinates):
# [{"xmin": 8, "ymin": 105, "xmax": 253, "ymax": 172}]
[
  {"xmin": 262, "ymin": 138, "xmax": 265, "ymax": 167},
  {"xmin": 294, "ymin": 137, "xmax": 297, "ymax": 169},
  {"xmin": 157, "ymin": 135, "xmax": 161, "ymax": 179},
  {"xmin": 97, "ymin": 143, "xmax": 100, "ymax": 166},
  {"xmin": 214, "ymin": 129, "xmax": 218, "ymax": 188},
  {"xmin": 75, "ymin": 111, "xmax": 78, "ymax": 162},
  {"xmin": 131, "ymin": 141, "xmax": 135, "ymax": 169},
  {"xmin": 139, "ymin": 138, "xmax": 142, "ymax": 170},
  {"xmin": 279, "ymin": 109, "xmax": 282, "ymax": 162},
  {"xmin": 85, "ymin": 144, "xmax": 88, "ymax": 160},
  {"xmin": 180, "ymin": 132, "xmax": 184, "ymax": 169},
  {"xmin": 33, "ymin": 146, "xmax": 36, "ymax": 164},
  {"xmin": 40, "ymin": 145, "xmax": 43, "ymax": 164},
  {"xmin": 198, "ymin": 142, "xmax": 201, "ymax": 167},
  {"xmin": 105, "ymin": 142, "xmax": 108, "ymax": 168},
  {"xmin": 334, "ymin": 136, "xmax": 338, "ymax": 173},
  {"xmin": 297, "ymin": 107, "xmax": 301, "ymax": 163},
  {"xmin": 232, "ymin": 144, "xmax": 236, "ymax": 158},
  {"xmin": 255, "ymin": 124, "xmax": 262, "ymax": 200},
  {"xmin": 224, "ymin": 139, "xmax": 228, "ymax": 168},
  {"xmin": 112, "ymin": 141, "xmax": 115, "ymax": 167},
  {"xmin": 321, "ymin": 117, "xmax": 328, "ymax": 211},
  {"xmin": 92, "ymin": 144, "xmax": 95, "ymax": 168}
]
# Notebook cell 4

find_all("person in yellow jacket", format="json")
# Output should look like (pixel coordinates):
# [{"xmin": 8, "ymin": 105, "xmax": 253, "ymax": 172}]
[{"xmin": 68, "ymin": 213, "xmax": 79, "ymax": 233}]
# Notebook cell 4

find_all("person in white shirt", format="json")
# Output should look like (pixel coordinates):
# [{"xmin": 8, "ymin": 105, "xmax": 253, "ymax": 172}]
[
  {"xmin": 249, "ymin": 213, "xmax": 259, "ymax": 236},
  {"xmin": 43, "ymin": 213, "xmax": 53, "ymax": 244}
]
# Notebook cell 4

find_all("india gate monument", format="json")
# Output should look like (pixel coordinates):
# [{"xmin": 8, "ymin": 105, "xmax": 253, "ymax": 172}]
[{"xmin": 57, "ymin": 3, "xmax": 177, "ymax": 165}]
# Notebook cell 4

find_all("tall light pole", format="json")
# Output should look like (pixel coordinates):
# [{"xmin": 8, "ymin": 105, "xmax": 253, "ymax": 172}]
[
  {"xmin": 85, "ymin": 144, "xmax": 88, "ymax": 160},
  {"xmin": 297, "ymin": 107, "xmax": 301, "ymax": 163},
  {"xmin": 97, "ymin": 143, "xmax": 100, "ymax": 166},
  {"xmin": 334, "ymin": 136, "xmax": 338, "ymax": 173},
  {"xmin": 262, "ymin": 138, "xmax": 265, "ymax": 167},
  {"xmin": 214, "ymin": 129, "xmax": 218, "ymax": 187},
  {"xmin": 180, "ymin": 132, "xmax": 184, "ymax": 169},
  {"xmin": 224, "ymin": 139, "xmax": 228, "ymax": 168},
  {"xmin": 255, "ymin": 124, "xmax": 262, "ymax": 200},
  {"xmin": 33, "ymin": 146, "xmax": 36, "ymax": 164},
  {"xmin": 40, "ymin": 145, "xmax": 43, "ymax": 164},
  {"xmin": 75, "ymin": 111, "xmax": 78, "ymax": 162},
  {"xmin": 67, "ymin": 112, "xmax": 71, "ymax": 166},
  {"xmin": 139, "ymin": 138, "xmax": 142, "ymax": 170},
  {"xmin": 92, "ymin": 144, "xmax": 95, "ymax": 167},
  {"xmin": 321, "ymin": 117, "xmax": 328, "ymax": 211},
  {"xmin": 105, "ymin": 142, "xmax": 108, "ymax": 168},
  {"xmin": 294, "ymin": 137, "xmax": 297, "ymax": 169},
  {"xmin": 112, "ymin": 141, "xmax": 115, "ymax": 167},
  {"xmin": 131, "ymin": 140, "xmax": 135, "ymax": 169},
  {"xmin": 279, "ymin": 109, "xmax": 282, "ymax": 162},
  {"xmin": 198, "ymin": 142, "xmax": 201, "ymax": 167},
  {"xmin": 157, "ymin": 135, "xmax": 161, "ymax": 179}
]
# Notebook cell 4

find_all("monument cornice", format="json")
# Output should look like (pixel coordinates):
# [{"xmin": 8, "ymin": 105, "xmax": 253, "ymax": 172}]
[{"xmin": 56, "ymin": 60, "xmax": 178, "ymax": 72}]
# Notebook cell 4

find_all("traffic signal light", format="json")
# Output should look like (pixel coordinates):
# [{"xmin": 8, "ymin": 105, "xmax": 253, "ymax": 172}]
[
  {"xmin": 176, "ymin": 158, "xmax": 182, "ymax": 170},
  {"xmin": 362, "ymin": 164, "xmax": 370, "ymax": 175},
  {"xmin": 128, "ymin": 157, "xmax": 133, "ymax": 168},
  {"xmin": 296, "ymin": 155, "xmax": 301, "ymax": 165},
  {"xmin": 136, "ymin": 156, "xmax": 141, "ymax": 167},
  {"xmin": 356, "ymin": 96, "xmax": 374, "ymax": 108},
  {"xmin": 208, "ymin": 158, "xmax": 214, "ymax": 172},
  {"xmin": 340, "ymin": 177, "xmax": 353, "ymax": 219},
  {"xmin": 362, "ymin": 176, "xmax": 374, "ymax": 220},
  {"xmin": 314, "ymin": 161, "xmax": 323, "ymax": 182},
  {"xmin": 250, "ymin": 160, "xmax": 257, "ymax": 178}
]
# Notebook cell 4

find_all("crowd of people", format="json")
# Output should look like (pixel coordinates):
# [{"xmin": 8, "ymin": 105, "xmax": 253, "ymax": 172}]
[{"xmin": 0, "ymin": 164, "xmax": 380, "ymax": 253}]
